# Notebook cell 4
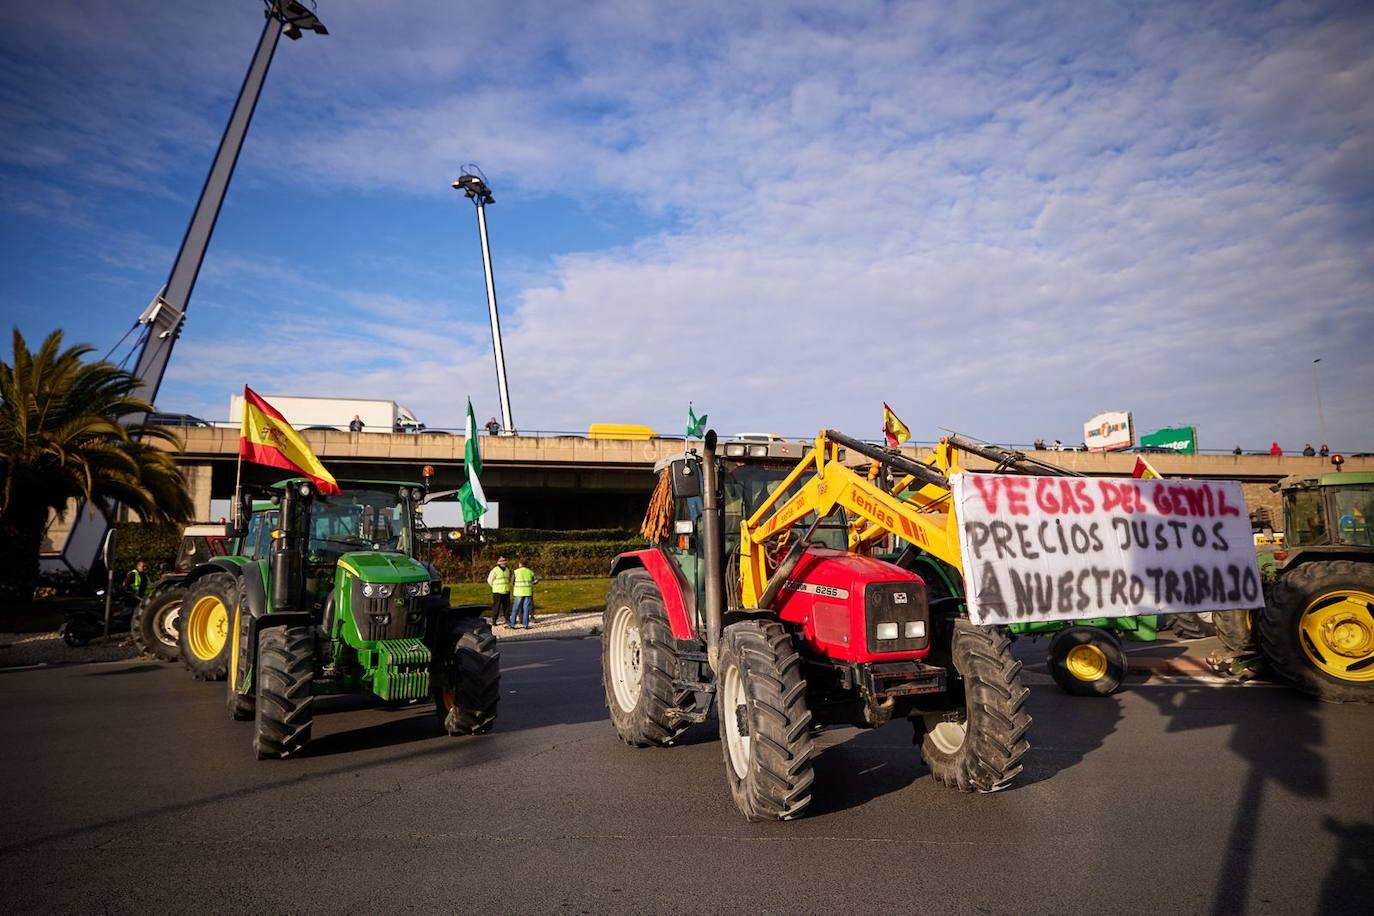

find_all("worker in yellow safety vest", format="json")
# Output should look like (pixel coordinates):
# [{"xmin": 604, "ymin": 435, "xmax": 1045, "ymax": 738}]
[
  {"xmin": 487, "ymin": 556, "xmax": 511, "ymax": 627},
  {"xmin": 123, "ymin": 559, "xmax": 149, "ymax": 598},
  {"xmin": 509, "ymin": 559, "xmax": 539, "ymax": 629}
]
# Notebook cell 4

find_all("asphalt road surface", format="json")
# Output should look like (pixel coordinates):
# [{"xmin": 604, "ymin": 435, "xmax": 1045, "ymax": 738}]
[{"xmin": 1, "ymin": 636, "xmax": 1369, "ymax": 915}]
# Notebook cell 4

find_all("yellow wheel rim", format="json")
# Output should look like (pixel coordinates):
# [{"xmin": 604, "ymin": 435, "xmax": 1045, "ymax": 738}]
[
  {"xmin": 1065, "ymin": 643, "xmax": 1109, "ymax": 681},
  {"xmin": 1299, "ymin": 589, "xmax": 1374, "ymax": 683},
  {"xmin": 186, "ymin": 595, "xmax": 229, "ymax": 662}
]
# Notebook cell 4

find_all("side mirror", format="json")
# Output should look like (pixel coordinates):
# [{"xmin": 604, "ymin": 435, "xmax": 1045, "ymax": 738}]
[
  {"xmin": 228, "ymin": 493, "xmax": 252, "ymax": 539},
  {"xmin": 669, "ymin": 458, "xmax": 701, "ymax": 498}
]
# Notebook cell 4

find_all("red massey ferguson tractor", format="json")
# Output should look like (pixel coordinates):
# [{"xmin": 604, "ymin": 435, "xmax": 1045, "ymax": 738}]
[{"xmin": 601, "ymin": 430, "xmax": 1032, "ymax": 821}]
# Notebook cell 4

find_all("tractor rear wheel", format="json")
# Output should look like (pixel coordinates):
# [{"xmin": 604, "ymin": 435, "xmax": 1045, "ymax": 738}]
[
  {"xmin": 1048, "ymin": 626, "xmax": 1126, "ymax": 697},
  {"xmin": 433, "ymin": 618, "xmax": 500, "ymax": 735},
  {"xmin": 602, "ymin": 569, "xmax": 692, "ymax": 747},
  {"xmin": 179, "ymin": 572, "xmax": 237, "ymax": 681},
  {"xmin": 132, "ymin": 585, "xmax": 185, "ymax": 662},
  {"xmin": 253, "ymin": 626, "xmax": 314, "ymax": 759},
  {"xmin": 1259, "ymin": 560, "xmax": 1374, "ymax": 703},
  {"xmin": 1213, "ymin": 609, "xmax": 1258, "ymax": 654},
  {"xmin": 226, "ymin": 606, "xmax": 255, "ymax": 721},
  {"xmin": 717, "ymin": 620, "xmax": 815, "ymax": 821},
  {"xmin": 919, "ymin": 620, "xmax": 1031, "ymax": 792}
]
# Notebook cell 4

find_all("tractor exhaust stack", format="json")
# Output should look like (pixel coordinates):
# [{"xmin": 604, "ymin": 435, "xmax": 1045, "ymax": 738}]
[{"xmin": 700, "ymin": 430, "xmax": 726, "ymax": 669}]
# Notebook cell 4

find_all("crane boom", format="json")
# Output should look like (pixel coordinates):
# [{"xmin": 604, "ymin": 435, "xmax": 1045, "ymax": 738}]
[{"xmin": 41, "ymin": 2, "xmax": 325, "ymax": 580}]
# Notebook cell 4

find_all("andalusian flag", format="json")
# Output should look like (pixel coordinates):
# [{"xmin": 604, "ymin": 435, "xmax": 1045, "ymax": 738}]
[
  {"xmin": 238, "ymin": 387, "xmax": 341, "ymax": 495},
  {"xmin": 882, "ymin": 402, "xmax": 910, "ymax": 447},
  {"xmin": 458, "ymin": 399, "xmax": 488, "ymax": 523},
  {"xmin": 687, "ymin": 402, "xmax": 708, "ymax": 438},
  {"xmin": 1132, "ymin": 455, "xmax": 1163, "ymax": 480}
]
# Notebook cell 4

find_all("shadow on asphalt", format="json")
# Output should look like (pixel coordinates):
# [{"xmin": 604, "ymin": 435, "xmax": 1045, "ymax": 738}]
[
  {"xmin": 82, "ymin": 663, "xmax": 164, "ymax": 677},
  {"xmin": 0, "ymin": 729, "xmax": 499, "ymax": 859},
  {"xmin": 1320, "ymin": 816, "xmax": 1374, "ymax": 915},
  {"xmin": 303, "ymin": 710, "xmax": 444, "ymax": 758},
  {"xmin": 1134, "ymin": 683, "xmax": 1327, "ymax": 916}
]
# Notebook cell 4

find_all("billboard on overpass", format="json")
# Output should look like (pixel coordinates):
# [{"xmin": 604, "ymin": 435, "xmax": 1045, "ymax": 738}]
[
  {"xmin": 1083, "ymin": 411, "xmax": 1134, "ymax": 452},
  {"xmin": 1140, "ymin": 426, "xmax": 1198, "ymax": 454}
]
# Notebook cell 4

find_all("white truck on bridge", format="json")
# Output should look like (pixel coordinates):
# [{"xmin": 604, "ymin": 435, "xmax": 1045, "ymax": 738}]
[{"xmin": 228, "ymin": 394, "xmax": 425, "ymax": 433}]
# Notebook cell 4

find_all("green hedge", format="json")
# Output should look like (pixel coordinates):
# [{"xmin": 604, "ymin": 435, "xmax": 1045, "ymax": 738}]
[
  {"xmin": 427, "ymin": 538, "xmax": 645, "ymax": 581},
  {"xmin": 113, "ymin": 522, "xmax": 182, "ymax": 579},
  {"xmin": 480, "ymin": 528, "xmax": 638, "ymax": 543}
]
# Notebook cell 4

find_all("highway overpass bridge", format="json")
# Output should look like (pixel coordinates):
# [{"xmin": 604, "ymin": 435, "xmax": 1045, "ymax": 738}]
[{"xmin": 159, "ymin": 428, "xmax": 1371, "ymax": 529}]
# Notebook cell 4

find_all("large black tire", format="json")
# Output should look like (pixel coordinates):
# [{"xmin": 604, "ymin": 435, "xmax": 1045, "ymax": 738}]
[
  {"xmin": 132, "ymin": 586, "xmax": 185, "ymax": 663},
  {"xmin": 226, "ymin": 606, "xmax": 255, "ymax": 721},
  {"xmin": 433, "ymin": 618, "xmax": 500, "ymax": 735},
  {"xmin": 717, "ymin": 620, "xmax": 815, "ymax": 822},
  {"xmin": 1048, "ymin": 626, "xmax": 1126, "ymax": 697},
  {"xmin": 601, "ymin": 569, "xmax": 692, "ymax": 747},
  {"xmin": 1163, "ymin": 612, "xmax": 1215, "ymax": 640},
  {"xmin": 179, "ymin": 572, "xmax": 237, "ymax": 681},
  {"xmin": 1213, "ymin": 609, "xmax": 1258, "ymax": 654},
  {"xmin": 919, "ymin": 620, "xmax": 1032, "ymax": 792},
  {"xmin": 1259, "ymin": 560, "xmax": 1374, "ymax": 703},
  {"xmin": 253, "ymin": 626, "xmax": 314, "ymax": 759}
]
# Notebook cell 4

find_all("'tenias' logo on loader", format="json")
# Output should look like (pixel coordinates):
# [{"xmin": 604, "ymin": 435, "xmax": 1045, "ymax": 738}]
[{"xmin": 849, "ymin": 489, "xmax": 895, "ymax": 530}]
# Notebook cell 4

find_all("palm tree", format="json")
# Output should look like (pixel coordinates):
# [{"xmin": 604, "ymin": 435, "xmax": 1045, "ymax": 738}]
[{"xmin": 1, "ymin": 328, "xmax": 193, "ymax": 604}]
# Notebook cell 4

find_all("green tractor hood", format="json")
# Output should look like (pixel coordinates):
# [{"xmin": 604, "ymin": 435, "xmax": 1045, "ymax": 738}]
[{"xmin": 338, "ymin": 552, "xmax": 428, "ymax": 583}]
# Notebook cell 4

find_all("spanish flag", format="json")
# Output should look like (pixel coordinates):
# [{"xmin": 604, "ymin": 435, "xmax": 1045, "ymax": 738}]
[
  {"xmin": 1131, "ymin": 455, "xmax": 1163, "ymax": 480},
  {"xmin": 882, "ymin": 402, "xmax": 910, "ymax": 447},
  {"xmin": 238, "ymin": 387, "xmax": 341, "ymax": 495}
]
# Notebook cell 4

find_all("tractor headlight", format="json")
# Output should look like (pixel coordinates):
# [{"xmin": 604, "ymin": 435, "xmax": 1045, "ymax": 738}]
[
  {"xmin": 362, "ymin": 583, "xmax": 375, "ymax": 598},
  {"xmin": 405, "ymin": 582, "xmax": 429, "ymax": 598},
  {"xmin": 875, "ymin": 622, "xmax": 899, "ymax": 641},
  {"xmin": 376, "ymin": 584, "xmax": 394, "ymax": 598},
  {"xmin": 904, "ymin": 621, "xmax": 926, "ymax": 639}
]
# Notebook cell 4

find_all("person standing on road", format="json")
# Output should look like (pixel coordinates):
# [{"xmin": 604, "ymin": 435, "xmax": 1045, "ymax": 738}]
[
  {"xmin": 485, "ymin": 416, "xmax": 500, "ymax": 436},
  {"xmin": 349, "ymin": 414, "xmax": 364, "ymax": 433},
  {"xmin": 123, "ymin": 559, "xmax": 149, "ymax": 599},
  {"xmin": 1270, "ymin": 441, "xmax": 1283, "ymax": 456},
  {"xmin": 509, "ymin": 559, "xmax": 539, "ymax": 629},
  {"xmin": 1302, "ymin": 443, "xmax": 1316, "ymax": 457},
  {"xmin": 487, "ymin": 556, "xmax": 512, "ymax": 627}
]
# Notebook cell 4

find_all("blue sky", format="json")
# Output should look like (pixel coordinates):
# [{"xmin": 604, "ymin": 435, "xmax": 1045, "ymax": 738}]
[{"xmin": 2, "ymin": 0, "xmax": 1371, "ymax": 450}]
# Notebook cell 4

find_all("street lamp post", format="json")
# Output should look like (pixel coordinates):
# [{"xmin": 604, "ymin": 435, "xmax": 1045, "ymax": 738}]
[
  {"xmin": 453, "ymin": 168, "xmax": 515, "ymax": 435},
  {"xmin": 1313, "ymin": 358, "xmax": 1328, "ymax": 448}
]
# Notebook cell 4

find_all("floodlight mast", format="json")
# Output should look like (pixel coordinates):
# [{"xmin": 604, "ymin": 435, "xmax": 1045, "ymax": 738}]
[
  {"xmin": 453, "ymin": 170, "xmax": 515, "ymax": 435},
  {"xmin": 41, "ymin": 1, "xmax": 326, "ymax": 581}
]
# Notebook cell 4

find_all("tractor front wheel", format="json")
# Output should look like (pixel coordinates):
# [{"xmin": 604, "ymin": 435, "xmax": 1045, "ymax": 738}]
[
  {"xmin": 253, "ymin": 626, "xmax": 314, "ymax": 759},
  {"xmin": 1260, "ymin": 560, "xmax": 1374, "ymax": 703},
  {"xmin": 919, "ymin": 620, "xmax": 1031, "ymax": 792},
  {"xmin": 433, "ymin": 618, "xmax": 500, "ymax": 735},
  {"xmin": 179, "ymin": 572, "xmax": 237, "ymax": 681},
  {"xmin": 602, "ymin": 569, "xmax": 691, "ymax": 747},
  {"xmin": 132, "ymin": 585, "xmax": 185, "ymax": 662},
  {"xmin": 1048, "ymin": 626, "xmax": 1126, "ymax": 697},
  {"xmin": 717, "ymin": 620, "xmax": 815, "ymax": 822}
]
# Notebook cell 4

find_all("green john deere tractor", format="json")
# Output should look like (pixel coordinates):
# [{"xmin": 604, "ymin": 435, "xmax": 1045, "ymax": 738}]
[
  {"xmin": 181, "ymin": 477, "xmax": 498, "ymax": 757},
  {"xmin": 1252, "ymin": 471, "xmax": 1374, "ymax": 703}
]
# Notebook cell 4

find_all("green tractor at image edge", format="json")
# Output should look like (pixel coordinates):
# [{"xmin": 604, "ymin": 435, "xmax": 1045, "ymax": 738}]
[
  {"xmin": 177, "ymin": 477, "xmax": 499, "ymax": 758},
  {"xmin": 1237, "ymin": 470, "xmax": 1374, "ymax": 703}
]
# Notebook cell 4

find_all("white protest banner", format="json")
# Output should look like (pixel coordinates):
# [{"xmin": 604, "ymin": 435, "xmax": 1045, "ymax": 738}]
[{"xmin": 951, "ymin": 474, "xmax": 1262, "ymax": 626}]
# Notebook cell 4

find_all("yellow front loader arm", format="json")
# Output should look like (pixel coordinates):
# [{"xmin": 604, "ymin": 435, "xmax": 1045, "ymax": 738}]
[{"xmin": 738, "ymin": 431, "xmax": 966, "ymax": 608}]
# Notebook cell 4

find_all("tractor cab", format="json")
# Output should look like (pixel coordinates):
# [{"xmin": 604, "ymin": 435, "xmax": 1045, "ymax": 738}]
[
  {"xmin": 662, "ymin": 441, "xmax": 849, "ymax": 619},
  {"xmin": 1274, "ymin": 471, "xmax": 1374, "ymax": 565}
]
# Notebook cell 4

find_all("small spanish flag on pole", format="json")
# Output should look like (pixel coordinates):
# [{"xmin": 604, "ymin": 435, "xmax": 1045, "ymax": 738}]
[
  {"xmin": 1131, "ymin": 455, "xmax": 1163, "ymax": 480},
  {"xmin": 238, "ymin": 386, "xmax": 342, "ymax": 495},
  {"xmin": 882, "ymin": 402, "xmax": 911, "ymax": 448}
]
